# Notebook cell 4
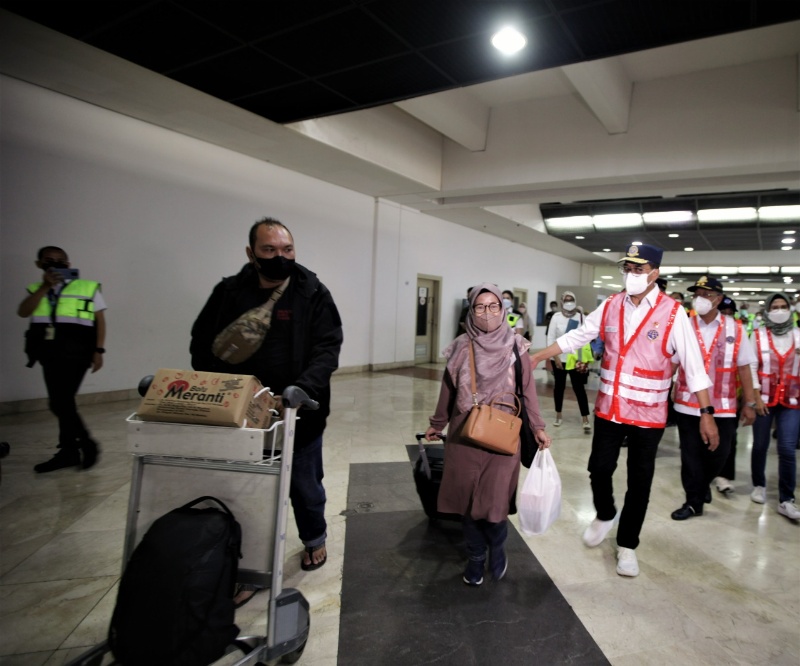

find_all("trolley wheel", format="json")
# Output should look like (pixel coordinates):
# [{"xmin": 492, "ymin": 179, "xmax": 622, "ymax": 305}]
[{"xmin": 279, "ymin": 640, "xmax": 307, "ymax": 664}]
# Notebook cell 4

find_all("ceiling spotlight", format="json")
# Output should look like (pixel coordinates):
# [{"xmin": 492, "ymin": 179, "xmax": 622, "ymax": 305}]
[
  {"xmin": 602, "ymin": 248, "xmax": 611, "ymax": 252},
  {"xmin": 781, "ymin": 246, "xmax": 793, "ymax": 250},
  {"xmin": 785, "ymin": 230, "xmax": 797, "ymax": 235},
  {"xmin": 575, "ymin": 235, "xmax": 585, "ymax": 239},
  {"xmin": 684, "ymin": 247, "xmax": 694, "ymax": 252},
  {"xmin": 781, "ymin": 238, "xmax": 795, "ymax": 244},
  {"xmin": 668, "ymin": 233, "xmax": 679, "ymax": 238},
  {"xmin": 491, "ymin": 27, "xmax": 527, "ymax": 54}
]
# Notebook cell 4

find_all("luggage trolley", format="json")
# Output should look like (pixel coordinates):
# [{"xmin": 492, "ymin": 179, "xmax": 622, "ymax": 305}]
[{"xmin": 67, "ymin": 385, "xmax": 316, "ymax": 666}]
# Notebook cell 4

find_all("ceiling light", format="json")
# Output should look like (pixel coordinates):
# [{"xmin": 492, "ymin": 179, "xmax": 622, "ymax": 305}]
[
  {"xmin": 697, "ymin": 207, "xmax": 757, "ymax": 223},
  {"xmin": 601, "ymin": 275, "xmax": 613, "ymax": 279},
  {"xmin": 758, "ymin": 205, "xmax": 800, "ymax": 221},
  {"xmin": 544, "ymin": 215, "xmax": 593, "ymax": 232},
  {"xmin": 680, "ymin": 267, "xmax": 707, "ymax": 273},
  {"xmin": 603, "ymin": 248, "xmax": 611, "ymax": 252},
  {"xmin": 491, "ymin": 27, "xmax": 527, "ymax": 54},
  {"xmin": 784, "ymin": 230, "xmax": 797, "ymax": 235},
  {"xmin": 642, "ymin": 211, "xmax": 693, "ymax": 224},
  {"xmin": 684, "ymin": 247, "xmax": 694, "ymax": 252},
  {"xmin": 660, "ymin": 266, "xmax": 680, "ymax": 273},
  {"xmin": 782, "ymin": 246, "xmax": 793, "ymax": 250},
  {"xmin": 781, "ymin": 238, "xmax": 796, "ymax": 244},
  {"xmin": 575, "ymin": 235, "xmax": 585, "ymax": 239},
  {"xmin": 738, "ymin": 266, "xmax": 771, "ymax": 273},
  {"xmin": 709, "ymin": 266, "xmax": 738, "ymax": 274},
  {"xmin": 668, "ymin": 233, "xmax": 680, "ymax": 238},
  {"xmin": 733, "ymin": 292, "xmax": 740, "ymax": 296},
  {"xmin": 666, "ymin": 275, "xmax": 674, "ymax": 278},
  {"xmin": 592, "ymin": 213, "xmax": 642, "ymax": 230},
  {"xmin": 782, "ymin": 266, "xmax": 800, "ymax": 273}
]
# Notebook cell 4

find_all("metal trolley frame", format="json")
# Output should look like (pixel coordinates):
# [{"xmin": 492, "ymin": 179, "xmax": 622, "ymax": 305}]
[{"xmin": 67, "ymin": 386, "xmax": 316, "ymax": 666}]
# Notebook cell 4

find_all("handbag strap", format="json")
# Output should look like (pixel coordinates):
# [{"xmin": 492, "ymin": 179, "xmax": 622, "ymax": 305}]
[{"xmin": 468, "ymin": 340, "xmax": 479, "ymax": 406}]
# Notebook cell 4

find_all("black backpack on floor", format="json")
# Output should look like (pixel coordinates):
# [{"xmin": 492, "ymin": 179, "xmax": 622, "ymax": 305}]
[{"xmin": 109, "ymin": 496, "xmax": 242, "ymax": 666}]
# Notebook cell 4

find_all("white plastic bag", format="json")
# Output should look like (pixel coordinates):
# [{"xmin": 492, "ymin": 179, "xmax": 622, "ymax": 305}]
[{"xmin": 519, "ymin": 448, "xmax": 561, "ymax": 536}]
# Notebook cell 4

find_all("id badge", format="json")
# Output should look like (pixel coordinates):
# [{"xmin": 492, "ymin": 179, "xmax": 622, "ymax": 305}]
[{"xmin": 44, "ymin": 325, "xmax": 55, "ymax": 341}]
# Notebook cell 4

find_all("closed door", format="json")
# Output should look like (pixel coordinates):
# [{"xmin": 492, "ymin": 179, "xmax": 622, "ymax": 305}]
[{"xmin": 415, "ymin": 278, "xmax": 439, "ymax": 364}]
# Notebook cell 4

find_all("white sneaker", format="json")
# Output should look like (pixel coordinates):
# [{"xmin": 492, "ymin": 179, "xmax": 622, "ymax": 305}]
[
  {"xmin": 714, "ymin": 477, "xmax": 733, "ymax": 493},
  {"xmin": 553, "ymin": 418, "xmax": 563, "ymax": 427},
  {"xmin": 751, "ymin": 486, "xmax": 766, "ymax": 504},
  {"xmin": 583, "ymin": 422, "xmax": 592, "ymax": 433},
  {"xmin": 582, "ymin": 514, "xmax": 618, "ymax": 547},
  {"xmin": 616, "ymin": 547, "xmax": 639, "ymax": 577},
  {"xmin": 777, "ymin": 500, "xmax": 800, "ymax": 520}
]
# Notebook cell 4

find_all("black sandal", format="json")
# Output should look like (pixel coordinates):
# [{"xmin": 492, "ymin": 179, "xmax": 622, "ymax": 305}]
[
  {"xmin": 233, "ymin": 584, "xmax": 263, "ymax": 609},
  {"xmin": 300, "ymin": 544, "xmax": 327, "ymax": 571}
]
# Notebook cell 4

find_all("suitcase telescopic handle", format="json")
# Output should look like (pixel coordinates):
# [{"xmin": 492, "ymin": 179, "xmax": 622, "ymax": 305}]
[{"xmin": 282, "ymin": 385, "xmax": 319, "ymax": 410}]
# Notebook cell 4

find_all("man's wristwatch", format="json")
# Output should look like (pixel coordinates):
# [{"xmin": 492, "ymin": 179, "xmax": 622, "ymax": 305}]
[{"xmin": 699, "ymin": 405, "xmax": 715, "ymax": 415}]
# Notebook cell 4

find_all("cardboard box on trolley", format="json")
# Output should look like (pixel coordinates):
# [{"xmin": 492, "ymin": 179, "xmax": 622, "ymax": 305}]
[{"xmin": 137, "ymin": 369, "xmax": 277, "ymax": 428}]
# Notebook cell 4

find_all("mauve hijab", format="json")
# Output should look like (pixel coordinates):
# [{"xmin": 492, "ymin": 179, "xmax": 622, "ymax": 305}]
[{"xmin": 446, "ymin": 283, "xmax": 517, "ymax": 410}]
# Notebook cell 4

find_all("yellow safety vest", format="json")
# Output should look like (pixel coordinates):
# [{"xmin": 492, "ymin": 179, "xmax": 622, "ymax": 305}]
[{"xmin": 28, "ymin": 280, "xmax": 100, "ymax": 327}]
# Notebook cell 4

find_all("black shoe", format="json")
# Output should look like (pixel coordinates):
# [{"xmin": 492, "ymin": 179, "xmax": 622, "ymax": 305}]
[
  {"xmin": 671, "ymin": 504, "xmax": 702, "ymax": 521},
  {"xmin": 705, "ymin": 488, "xmax": 712, "ymax": 504},
  {"xmin": 463, "ymin": 559, "xmax": 485, "ymax": 586},
  {"xmin": 34, "ymin": 449, "xmax": 80, "ymax": 473},
  {"xmin": 489, "ymin": 547, "xmax": 508, "ymax": 581},
  {"xmin": 78, "ymin": 438, "xmax": 99, "ymax": 470}
]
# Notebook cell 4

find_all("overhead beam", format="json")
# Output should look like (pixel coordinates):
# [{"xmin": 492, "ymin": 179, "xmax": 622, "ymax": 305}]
[
  {"xmin": 395, "ymin": 88, "xmax": 490, "ymax": 152},
  {"xmin": 562, "ymin": 57, "xmax": 632, "ymax": 134}
]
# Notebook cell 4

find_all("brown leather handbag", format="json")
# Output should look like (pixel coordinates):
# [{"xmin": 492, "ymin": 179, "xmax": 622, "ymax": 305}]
[{"xmin": 461, "ymin": 342, "xmax": 522, "ymax": 455}]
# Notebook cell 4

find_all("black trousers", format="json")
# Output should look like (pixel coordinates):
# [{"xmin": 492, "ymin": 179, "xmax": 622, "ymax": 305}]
[
  {"xmin": 676, "ymin": 412, "xmax": 736, "ymax": 510},
  {"xmin": 588, "ymin": 415, "xmax": 664, "ymax": 549},
  {"xmin": 552, "ymin": 367, "xmax": 590, "ymax": 416},
  {"xmin": 41, "ymin": 356, "xmax": 91, "ymax": 450}
]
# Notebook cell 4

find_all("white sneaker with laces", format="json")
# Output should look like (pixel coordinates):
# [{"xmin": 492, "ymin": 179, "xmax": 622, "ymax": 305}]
[
  {"xmin": 777, "ymin": 500, "xmax": 800, "ymax": 520},
  {"xmin": 751, "ymin": 486, "xmax": 766, "ymax": 504},
  {"xmin": 714, "ymin": 476, "xmax": 733, "ymax": 493},
  {"xmin": 553, "ymin": 418, "xmax": 562, "ymax": 427},
  {"xmin": 582, "ymin": 514, "xmax": 618, "ymax": 547},
  {"xmin": 616, "ymin": 547, "xmax": 639, "ymax": 577},
  {"xmin": 583, "ymin": 422, "xmax": 592, "ymax": 433}
]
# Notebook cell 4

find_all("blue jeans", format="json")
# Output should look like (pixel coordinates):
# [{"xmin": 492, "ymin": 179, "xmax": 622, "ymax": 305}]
[
  {"xmin": 751, "ymin": 407, "xmax": 800, "ymax": 503},
  {"xmin": 290, "ymin": 435, "xmax": 327, "ymax": 547},
  {"xmin": 462, "ymin": 515, "xmax": 507, "ymax": 563}
]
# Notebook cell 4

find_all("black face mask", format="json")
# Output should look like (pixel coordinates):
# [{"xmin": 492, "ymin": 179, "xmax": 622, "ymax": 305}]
[
  {"xmin": 254, "ymin": 255, "xmax": 295, "ymax": 281},
  {"xmin": 42, "ymin": 260, "xmax": 68, "ymax": 271}
]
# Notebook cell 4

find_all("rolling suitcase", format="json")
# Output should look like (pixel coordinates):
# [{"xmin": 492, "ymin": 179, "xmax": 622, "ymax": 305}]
[{"xmin": 412, "ymin": 433, "xmax": 460, "ymax": 523}]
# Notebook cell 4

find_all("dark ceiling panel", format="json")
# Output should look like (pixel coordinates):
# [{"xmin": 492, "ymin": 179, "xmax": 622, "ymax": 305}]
[{"xmin": 2, "ymin": 0, "xmax": 799, "ymax": 123}]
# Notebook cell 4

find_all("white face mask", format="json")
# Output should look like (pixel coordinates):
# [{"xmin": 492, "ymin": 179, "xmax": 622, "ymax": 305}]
[
  {"xmin": 692, "ymin": 296, "xmax": 715, "ymax": 316},
  {"xmin": 562, "ymin": 301, "xmax": 576, "ymax": 311},
  {"xmin": 624, "ymin": 270, "xmax": 654, "ymax": 296},
  {"xmin": 502, "ymin": 298, "xmax": 512, "ymax": 310},
  {"xmin": 769, "ymin": 308, "xmax": 791, "ymax": 324}
]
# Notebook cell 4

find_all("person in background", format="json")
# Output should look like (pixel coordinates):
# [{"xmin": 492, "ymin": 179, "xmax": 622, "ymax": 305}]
[
  {"xmin": 531, "ymin": 244, "xmax": 718, "ymax": 578},
  {"xmin": 190, "ymin": 217, "xmax": 343, "ymax": 604},
  {"xmin": 714, "ymin": 295, "xmax": 742, "ymax": 493},
  {"xmin": 656, "ymin": 277, "xmax": 667, "ymax": 293},
  {"xmin": 546, "ymin": 291, "xmax": 592, "ymax": 432},
  {"xmin": 544, "ymin": 300, "xmax": 559, "ymax": 334},
  {"xmin": 749, "ymin": 293, "xmax": 800, "ymax": 520},
  {"xmin": 670, "ymin": 277, "xmax": 757, "ymax": 520},
  {"xmin": 457, "ymin": 287, "xmax": 472, "ymax": 337},
  {"xmin": 501, "ymin": 290, "xmax": 524, "ymax": 335},
  {"xmin": 425, "ymin": 284, "xmax": 550, "ymax": 586},
  {"xmin": 518, "ymin": 301, "xmax": 532, "ymax": 341},
  {"xmin": 17, "ymin": 246, "xmax": 105, "ymax": 472}
]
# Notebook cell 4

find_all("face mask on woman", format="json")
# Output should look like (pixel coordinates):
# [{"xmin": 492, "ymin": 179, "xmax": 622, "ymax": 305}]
[
  {"xmin": 502, "ymin": 298, "xmax": 512, "ymax": 310},
  {"xmin": 474, "ymin": 310, "xmax": 503, "ymax": 333},
  {"xmin": 562, "ymin": 301, "xmax": 576, "ymax": 311},
  {"xmin": 692, "ymin": 296, "xmax": 715, "ymax": 316},
  {"xmin": 624, "ymin": 270, "xmax": 654, "ymax": 296},
  {"xmin": 768, "ymin": 307, "xmax": 791, "ymax": 324}
]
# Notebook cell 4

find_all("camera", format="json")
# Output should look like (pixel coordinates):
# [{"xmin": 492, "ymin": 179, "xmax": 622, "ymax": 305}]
[{"xmin": 52, "ymin": 267, "xmax": 80, "ymax": 280}]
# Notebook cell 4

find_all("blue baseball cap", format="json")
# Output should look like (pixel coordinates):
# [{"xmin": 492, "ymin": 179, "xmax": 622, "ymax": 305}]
[
  {"xmin": 687, "ymin": 275, "xmax": 724, "ymax": 294},
  {"xmin": 616, "ymin": 243, "xmax": 663, "ymax": 266}
]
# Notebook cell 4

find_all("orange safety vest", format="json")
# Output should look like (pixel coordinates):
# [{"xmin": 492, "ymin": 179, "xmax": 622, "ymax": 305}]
[
  {"xmin": 673, "ymin": 314, "xmax": 741, "ymax": 414},
  {"xmin": 754, "ymin": 327, "xmax": 800, "ymax": 408},
  {"xmin": 595, "ymin": 291, "xmax": 680, "ymax": 427}
]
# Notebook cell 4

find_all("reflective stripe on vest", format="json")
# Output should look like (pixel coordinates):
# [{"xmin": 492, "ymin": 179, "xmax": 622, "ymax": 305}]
[
  {"xmin": 595, "ymin": 291, "xmax": 680, "ymax": 427},
  {"xmin": 674, "ymin": 314, "xmax": 740, "ymax": 414},
  {"xmin": 755, "ymin": 327, "xmax": 800, "ymax": 408},
  {"xmin": 28, "ymin": 280, "xmax": 99, "ymax": 328}
]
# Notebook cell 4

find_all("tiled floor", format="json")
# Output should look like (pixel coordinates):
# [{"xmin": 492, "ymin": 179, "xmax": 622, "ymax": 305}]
[{"xmin": 0, "ymin": 368, "xmax": 798, "ymax": 665}]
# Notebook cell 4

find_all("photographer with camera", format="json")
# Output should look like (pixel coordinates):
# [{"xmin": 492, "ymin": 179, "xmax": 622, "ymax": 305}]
[{"xmin": 17, "ymin": 246, "xmax": 106, "ymax": 472}]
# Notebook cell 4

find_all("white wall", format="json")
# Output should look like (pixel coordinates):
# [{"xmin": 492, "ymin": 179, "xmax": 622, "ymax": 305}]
[{"xmin": 1, "ymin": 77, "xmax": 583, "ymax": 402}]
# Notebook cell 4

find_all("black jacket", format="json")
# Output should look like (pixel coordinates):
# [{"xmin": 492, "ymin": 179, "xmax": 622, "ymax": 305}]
[{"xmin": 190, "ymin": 262, "xmax": 343, "ymax": 447}]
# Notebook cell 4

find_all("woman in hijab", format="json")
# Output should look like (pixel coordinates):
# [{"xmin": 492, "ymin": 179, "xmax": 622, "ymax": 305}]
[
  {"xmin": 518, "ymin": 301, "xmax": 532, "ymax": 341},
  {"xmin": 545, "ymin": 291, "xmax": 592, "ymax": 432},
  {"xmin": 749, "ymin": 293, "xmax": 800, "ymax": 520},
  {"xmin": 424, "ymin": 284, "xmax": 550, "ymax": 586}
]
